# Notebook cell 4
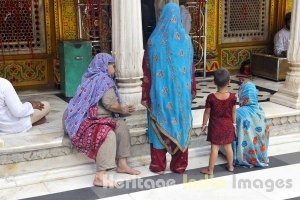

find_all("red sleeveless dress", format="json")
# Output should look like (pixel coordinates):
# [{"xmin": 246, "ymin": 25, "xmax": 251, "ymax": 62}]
[{"xmin": 205, "ymin": 93, "xmax": 236, "ymax": 145}]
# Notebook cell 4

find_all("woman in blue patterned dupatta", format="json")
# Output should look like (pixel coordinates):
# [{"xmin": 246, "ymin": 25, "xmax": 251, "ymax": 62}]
[
  {"xmin": 145, "ymin": 3, "xmax": 193, "ymax": 174},
  {"xmin": 233, "ymin": 77, "xmax": 269, "ymax": 168}
]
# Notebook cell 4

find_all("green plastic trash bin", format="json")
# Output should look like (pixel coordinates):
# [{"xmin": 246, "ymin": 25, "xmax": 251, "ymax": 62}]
[{"xmin": 59, "ymin": 40, "xmax": 92, "ymax": 97}]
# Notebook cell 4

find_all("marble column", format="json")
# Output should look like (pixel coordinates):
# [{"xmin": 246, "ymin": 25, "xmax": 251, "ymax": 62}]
[
  {"xmin": 271, "ymin": 0, "xmax": 300, "ymax": 109},
  {"xmin": 111, "ymin": 0, "xmax": 144, "ymax": 106}
]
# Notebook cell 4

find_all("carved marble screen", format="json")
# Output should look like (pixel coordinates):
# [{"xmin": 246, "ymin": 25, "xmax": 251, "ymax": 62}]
[
  {"xmin": 221, "ymin": 0, "xmax": 270, "ymax": 43},
  {"xmin": 0, "ymin": 0, "xmax": 46, "ymax": 54}
]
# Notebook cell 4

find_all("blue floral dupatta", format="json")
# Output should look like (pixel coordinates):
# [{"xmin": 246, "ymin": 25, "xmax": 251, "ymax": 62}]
[
  {"xmin": 147, "ymin": 3, "xmax": 193, "ymax": 154},
  {"xmin": 233, "ymin": 82, "xmax": 269, "ymax": 167}
]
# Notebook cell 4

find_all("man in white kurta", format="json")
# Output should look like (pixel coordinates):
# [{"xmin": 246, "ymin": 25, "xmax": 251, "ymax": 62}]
[
  {"xmin": 274, "ymin": 12, "xmax": 291, "ymax": 57},
  {"xmin": 0, "ymin": 78, "xmax": 50, "ymax": 134}
]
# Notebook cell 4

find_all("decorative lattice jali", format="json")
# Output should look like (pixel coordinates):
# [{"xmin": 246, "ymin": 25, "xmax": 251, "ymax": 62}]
[
  {"xmin": 0, "ymin": 0, "xmax": 45, "ymax": 54},
  {"xmin": 221, "ymin": 0, "xmax": 269, "ymax": 43}
]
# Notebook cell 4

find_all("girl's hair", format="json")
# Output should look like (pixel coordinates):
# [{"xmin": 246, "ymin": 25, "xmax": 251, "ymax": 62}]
[{"xmin": 214, "ymin": 68, "xmax": 230, "ymax": 87}]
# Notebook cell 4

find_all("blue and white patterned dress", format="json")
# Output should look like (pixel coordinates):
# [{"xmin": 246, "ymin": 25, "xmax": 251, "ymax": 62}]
[{"xmin": 233, "ymin": 81, "xmax": 269, "ymax": 167}]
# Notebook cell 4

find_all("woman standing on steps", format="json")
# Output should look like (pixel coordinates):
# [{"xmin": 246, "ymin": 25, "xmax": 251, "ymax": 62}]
[
  {"xmin": 64, "ymin": 53, "xmax": 140, "ymax": 188},
  {"xmin": 142, "ymin": 3, "xmax": 194, "ymax": 174}
]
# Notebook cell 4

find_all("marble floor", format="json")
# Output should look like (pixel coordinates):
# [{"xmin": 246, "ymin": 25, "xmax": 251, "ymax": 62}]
[
  {"xmin": 0, "ymin": 76, "xmax": 299, "ymax": 200},
  {"xmin": 0, "ymin": 138, "xmax": 300, "ymax": 200},
  {"xmin": 192, "ymin": 76, "xmax": 281, "ymax": 109}
]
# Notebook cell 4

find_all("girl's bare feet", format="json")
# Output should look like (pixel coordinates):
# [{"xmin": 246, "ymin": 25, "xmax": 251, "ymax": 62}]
[
  {"xmin": 93, "ymin": 171, "xmax": 117, "ymax": 188},
  {"xmin": 200, "ymin": 168, "xmax": 213, "ymax": 175}
]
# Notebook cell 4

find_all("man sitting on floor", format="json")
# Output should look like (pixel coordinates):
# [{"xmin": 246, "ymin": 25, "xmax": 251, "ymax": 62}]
[
  {"xmin": 0, "ymin": 77, "xmax": 50, "ymax": 134},
  {"xmin": 274, "ymin": 12, "xmax": 291, "ymax": 57}
]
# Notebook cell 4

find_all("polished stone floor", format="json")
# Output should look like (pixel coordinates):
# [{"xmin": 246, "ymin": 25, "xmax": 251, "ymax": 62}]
[{"xmin": 192, "ymin": 76, "xmax": 280, "ymax": 109}]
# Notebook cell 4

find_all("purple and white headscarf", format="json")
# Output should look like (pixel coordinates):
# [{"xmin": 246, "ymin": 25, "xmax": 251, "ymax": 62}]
[{"xmin": 64, "ymin": 53, "xmax": 119, "ymax": 138}]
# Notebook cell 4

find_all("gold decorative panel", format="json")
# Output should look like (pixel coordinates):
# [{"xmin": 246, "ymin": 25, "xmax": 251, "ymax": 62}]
[
  {"xmin": 0, "ymin": 60, "xmax": 48, "ymax": 86},
  {"xmin": 60, "ymin": 0, "xmax": 78, "ymax": 39},
  {"xmin": 206, "ymin": 59, "xmax": 220, "ymax": 72},
  {"xmin": 206, "ymin": 0, "xmax": 218, "ymax": 51},
  {"xmin": 286, "ymin": 0, "xmax": 293, "ymax": 13},
  {"xmin": 221, "ymin": 46, "xmax": 266, "ymax": 69}
]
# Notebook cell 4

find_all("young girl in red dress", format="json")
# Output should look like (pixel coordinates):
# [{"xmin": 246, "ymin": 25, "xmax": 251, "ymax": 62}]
[{"xmin": 200, "ymin": 68, "xmax": 236, "ymax": 175}]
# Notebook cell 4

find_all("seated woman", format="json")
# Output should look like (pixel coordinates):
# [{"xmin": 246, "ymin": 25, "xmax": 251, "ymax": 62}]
[
  {"xmin": 233, "ymin": 75, "xmax": 269, "ymax": 167},
  {"xmin": 0, "ymin": 77, "xmax": 50, "ymax": 134},
  {"xmin": 64, "ymin": 53, "xmax": 140, "ymax": 188}
]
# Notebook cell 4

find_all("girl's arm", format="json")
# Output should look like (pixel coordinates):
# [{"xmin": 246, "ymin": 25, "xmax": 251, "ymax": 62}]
[{"xmin": 201, "ymin": 107, "xmax": 211, "ymax": 132}]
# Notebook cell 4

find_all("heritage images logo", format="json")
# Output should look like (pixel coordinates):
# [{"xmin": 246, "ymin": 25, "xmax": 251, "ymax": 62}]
[
  {"xmin": 102, "ymin": 173, "xmax": 225, "ymax": 189},
  {"xmin": 232, "ymin": 175, "xmax": 293, "ymax": 192},
  {"xmin": 182, "ymin": 174, "xmax": 227, "ymax": 190},
  {"xmin": 101, "ymin": 173, "xmax": 293, "ymax": 191}
]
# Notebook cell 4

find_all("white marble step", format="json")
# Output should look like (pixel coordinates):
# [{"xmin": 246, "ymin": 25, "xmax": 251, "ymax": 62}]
[
  {"xmin": 0, "ymin": 126, "xmax": 149, "ymax": 165},
  {"xmin": 1, "ymin": 132, "xmax": 300, "ymax": 191},
  {"xmin": 0, "ymin": 100, "xmax": 299, "ymax": 174},
  {"xmin": 0, "ymin": 132, "xmax": 69, "ymax": 154},
  {"xmin": 0, "ymin": 126, "xmax": 147, "ymax": 155}
]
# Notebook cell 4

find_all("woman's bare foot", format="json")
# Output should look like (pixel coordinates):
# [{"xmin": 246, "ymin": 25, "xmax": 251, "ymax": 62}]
[
  {"xmin": 155, "ymin": 171, "xmax": 165, "ymax": 175},
  {"xmin": 266, "ymin": 157, "xmax": 270, "ymax": 164},
  {"xmin": 200, "ymin": 168, "xmax": 213, "ymax": 175},
  {"xmin": 116, "ymin": 166, "xmax": 141, "ymax": 175},
  {"xmin": 226, "ymin": 165, "xmax": 234, "ymax": 172},
  {"xmin": 117, "ymin": 158, "xmax": 141, "ymax": 175},
  {"xmin": 93, "ymin": 171, "xmax": 117, "ymax": 188}
]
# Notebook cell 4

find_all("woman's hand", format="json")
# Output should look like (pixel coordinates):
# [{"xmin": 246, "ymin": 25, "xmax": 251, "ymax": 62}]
[
  {"xmin": 201, "ymin": 124, "xmax": 207, "ymax": 134},
  {"xmin": 30, "ymin": 101, "xmax": 44, "ymax": 110},
  {"xmin": 121, "ymin": 105, "xmax": 135, "ymax": 114}
]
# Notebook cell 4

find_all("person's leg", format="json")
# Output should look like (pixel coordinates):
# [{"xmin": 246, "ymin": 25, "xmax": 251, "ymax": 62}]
[
  {"xmin": 201, "ymin": 144, "xmax": 220, "ymax": 175},
  {"xmin": 114, "ymin": 119, "xmax": 140, "ymax": 175},
  {"xmin": 149, "ymin": 144, "xmax": 167, "ymax": 174},
  {"xmin": 94, "ymin": 131, "xmax": 117, "ymax": 187},
  {"xmin": 224, "ymin": 143, "xmax": 234, "ymax": 172},
  {"xmin": 31, "ymin": 101, "xmax": 50, "ymax": 124},
  {"xmin": 170, "ymin": 149, "xmax": 188, "ymax": 174}
]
